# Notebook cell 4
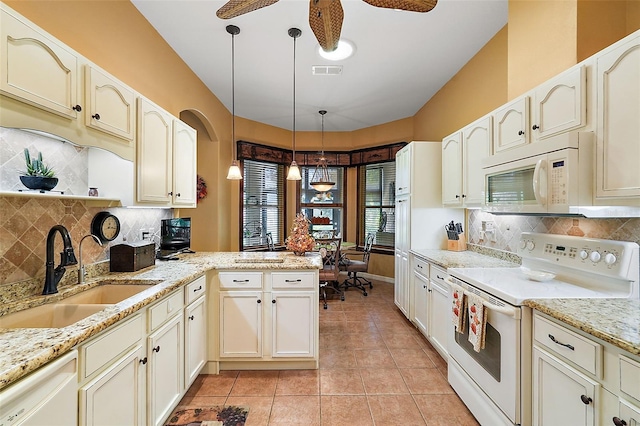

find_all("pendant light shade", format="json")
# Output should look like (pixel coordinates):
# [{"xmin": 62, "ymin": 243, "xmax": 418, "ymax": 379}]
[
  {"xmin": 310, "ymin": 110, "xmax": 335, "ymax": 192},
  {"xmin": 286, "ymin": 27, "xmax": 302, "ymax": 181},
  {"xmin": 226, "ymin": 24, "xmax": 242, "ymax": 180}
]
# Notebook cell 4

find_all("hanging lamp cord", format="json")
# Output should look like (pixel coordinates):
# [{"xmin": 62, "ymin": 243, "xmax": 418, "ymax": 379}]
[
  {"xmin": 292, "ymin": 33, "xmax": 297, "ymax": 159},
  {"xmin": 231, "ymin": 31, "xmax": 236, "ymax": 160}
]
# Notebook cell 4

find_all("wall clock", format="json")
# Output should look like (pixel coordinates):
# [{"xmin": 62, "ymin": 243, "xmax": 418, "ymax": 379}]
[{"xmin": 91, "ymin": 211, "xmax": 121, "ymax": 243}]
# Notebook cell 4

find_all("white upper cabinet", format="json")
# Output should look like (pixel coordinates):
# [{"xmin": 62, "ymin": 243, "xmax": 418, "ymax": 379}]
[
  {"xmin": 443, "ymin": 115, "xmax": 491, "ymax": 207},
  {"xmin": 442, "ymin": 132, "xmax": 463, "ymax": 206},
  {"xmin": 137, "ymin": 97, "xmax": 173, "ymax": 205},
  {"xmin": 595, "ymin": 31, "xmax": 640, "ymax": 202},
  {"xmin": 395, "ymin": 145, "xmax": 411, "ymax": 196},
  {"xmin": 85, "ymin": 65, "xmax": 136, "ymax": 141},
  {"xmin": 531, "ymin": 65, "xmax": 587, "ymax": 140},
  {"xmin": 0, "ymin": 7, "xmax": 79, "ymax": 119},
  {"xmin": 172, "ymin": 119, "xmax": 197, "ymax": 207},
  {"xmin": 492, "ymin": 96, "xmax": 530, "ymax": 153}
]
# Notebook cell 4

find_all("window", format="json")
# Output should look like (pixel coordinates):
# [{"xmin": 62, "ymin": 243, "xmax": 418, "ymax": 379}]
[
  {"xmin": 359, "ymin": 161, "xmax": 396, "ymax": 248},
  {"xmin": 242, "ymin": 160, "xmax": 285, "ymax": 250},
  {"xmin": 300, "ymin": 166, "xmax": 344, "ymax": 239}
]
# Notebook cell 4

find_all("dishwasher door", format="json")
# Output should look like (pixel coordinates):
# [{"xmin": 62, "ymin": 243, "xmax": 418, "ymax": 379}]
[{"xmin": 0, "ymin": 350, "xmax": 78, "ymax": 426}]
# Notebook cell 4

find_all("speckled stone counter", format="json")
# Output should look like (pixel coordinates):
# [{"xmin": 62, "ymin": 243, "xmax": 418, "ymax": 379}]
[
  {"xmin": 410, "ymin": 248, "xmax": 520, "ymax": 269},
  {"xmin": 525, "ymin": 298, "xmax": 640, "ymax": 356},
  {"xmin": 0, "ymin": 251, "xmax": 322, "ymax": 390}
]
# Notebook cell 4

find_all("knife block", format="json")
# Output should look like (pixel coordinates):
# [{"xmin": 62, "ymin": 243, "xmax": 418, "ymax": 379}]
[{"xmin": 447, "ymin": 233, "xmax": 466, "ymax": 252}]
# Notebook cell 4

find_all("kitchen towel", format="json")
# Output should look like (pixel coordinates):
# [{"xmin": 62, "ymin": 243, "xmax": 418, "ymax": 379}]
[
  {"xmin": 450, "ymin": 282, "xmax": 466, "ymax": 333},
  {"xmin": 467, "ymin": 293, "xmax": 487, "ymax": 352}
]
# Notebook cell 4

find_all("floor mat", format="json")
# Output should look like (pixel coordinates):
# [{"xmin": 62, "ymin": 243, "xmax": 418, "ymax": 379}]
[{"xmin": 164, "ymin": 405, "xmax": 249, "ymax": 426}]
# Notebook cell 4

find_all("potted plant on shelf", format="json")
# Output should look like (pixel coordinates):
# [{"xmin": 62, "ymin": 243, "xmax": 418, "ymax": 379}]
[{"xmin": 20, "ymin": 148, "xmax": 58, "ymax": 191}]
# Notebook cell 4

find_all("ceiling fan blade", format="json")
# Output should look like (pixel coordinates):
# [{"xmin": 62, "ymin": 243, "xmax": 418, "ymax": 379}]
[
  {"xmin": 309, "ymin": 0, "xmax": 344, "ymax": 52},
  {"xmin": 216, "ymin": 0, "xmax": 280, "ymax": 19},
  {"xmin": 362, "ymin": 0, "xmax": 437, "ymax": 13}
]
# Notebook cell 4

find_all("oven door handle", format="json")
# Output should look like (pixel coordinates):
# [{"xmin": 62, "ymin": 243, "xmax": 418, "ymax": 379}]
[{"xmin": 444, "ymin": 277, "xmax": 520, "ymax": 319}]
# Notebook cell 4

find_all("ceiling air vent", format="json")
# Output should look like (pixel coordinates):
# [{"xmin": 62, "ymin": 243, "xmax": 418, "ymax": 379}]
[{"xmin": 312, "ymin": 65, "xmax": 343, "ymax": 76}]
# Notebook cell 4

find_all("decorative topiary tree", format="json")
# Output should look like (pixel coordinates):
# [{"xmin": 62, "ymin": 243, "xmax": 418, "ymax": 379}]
[{"xmin": 285, "ymin": 213, "xmax": 316, "ymax": 255}]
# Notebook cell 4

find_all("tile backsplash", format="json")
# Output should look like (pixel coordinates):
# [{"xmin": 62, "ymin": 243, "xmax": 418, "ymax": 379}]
[{"xmin": 468, "ymin": 210, "xmax": 640, "ymax": 253}]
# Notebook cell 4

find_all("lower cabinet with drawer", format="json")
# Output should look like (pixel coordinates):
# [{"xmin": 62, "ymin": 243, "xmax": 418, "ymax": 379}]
[
  {"xmin": 212, "ymin": 269, "xmax": 319, "ymax": 370},
  {"xmin": 533, "ymin": 311, "xmax": 640, "ymax": 426}
]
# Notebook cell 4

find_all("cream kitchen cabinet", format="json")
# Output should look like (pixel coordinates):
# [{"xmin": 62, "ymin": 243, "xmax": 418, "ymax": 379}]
[
  {"xmin": 442, "ymin": 115, "xmax": 491, "ymax": 207},
  {"xmin": 136, "ymin": 97, "xmax": 197, "ymax": 207},
  {"xmin": 85, "ymin": 65, "xmax": 136, "ymax": 142},
  {"xmin": 530, "ymin": 65, "xmax": 587, "ymax": 141},
  {"xmin": 184, "ymin": 277, "xmax": 207, "ymax": 388},
  {"xmin": 0, "ymin": 6, "xmax": 80, "ymax": 119},
  {"xmin": 213, "ymin": 270, "xmax": 319, "ymax": 369},
  {"xmin": 428, "ymin": 265, "xmax": 449, "ymax": 359},
  {"xmin": 395, "ymin": 145, "xmax": 411, "ymax": 196},
  {"xmin": 594, "ymin": 31, "xmax": 640, "ymax": 203},
  {"xmin": 492, "ymin": 96, "xmax": 529, "ymax": 153},
  {"xmin": 394, "ymin": 196, "xmax": 410, "ymax": 317},
  {"xmin": 411, "ymin": 255, "xmax": 429, "ymax": 337}
]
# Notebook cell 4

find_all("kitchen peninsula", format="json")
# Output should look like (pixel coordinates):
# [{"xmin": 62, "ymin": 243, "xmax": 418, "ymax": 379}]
[{"xmin": 0, "ymin": 251, "xmax": 322, "ymax": 390}]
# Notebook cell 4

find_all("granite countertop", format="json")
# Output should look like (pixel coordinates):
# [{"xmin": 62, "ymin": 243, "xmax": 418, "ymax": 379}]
[
  {"xmin": 0, "ymin": 251, "xmax": 322, "ymax": 390},
  {"xmin": 525, "ymin": 298, "xmax": 640, "ymax": 356},
  {"xmin": 410, "ymin": 248, "xmax": 520, "ymax": 269}
]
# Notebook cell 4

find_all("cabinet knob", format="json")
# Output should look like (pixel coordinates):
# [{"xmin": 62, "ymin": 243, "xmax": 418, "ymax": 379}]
[
  {"xmin": 613, "ymin": 417, "xmax": 627, "ymax": 426},
  {"xmin": 580, "ymin": 395, "xmax": 592, "ymax": 405},
  {"xmin": 152, "ymin": 345, "xmax": 160, "ymax": 353},
  {"xmin": 139, "ymin": 357, "xmax": 148, "ymax": 365},
  {"xmin": 72, "ymin": 104, "xmax": 82, "ymax": 112},
  {"xmin": 168, "ymin": 191, "xmax": 173, "ymax": 196},
  {"xmin": 188, "ymin": 315, "xmax": 194, "ymax": 320},
  {"xmin": 518, "ymin": 130, "xmax": 525, "ymax": 136},
  {"xmin": 423, "ymin": 285, "xmax": 427, "ymax": 289},
  {"xmin": 461, "ymin": 194, "xmax": 466, "ymax": 198},
  {"xmin": 272, "ymin": 299, "xmax": 276, "ymax": 303},
  {"xmin": 92, "ymin": 113, "xmax": 101, "ymax": 120},
  {"xmin": 455, "ymin": 195, "xmax": 460, "ymax": 199},
  {"xmin": 532, "ymin": 124, "xmax": 539, "ymax": 130},
  {"xmin": 176, "ymin": 193, "xmax": 181, "ymax": 197},
  {"xmin": 257, "ymin": 299, "xmax": 261, "ymax": 304}
]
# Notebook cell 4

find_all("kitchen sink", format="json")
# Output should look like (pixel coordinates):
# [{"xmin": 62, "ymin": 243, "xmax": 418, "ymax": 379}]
[
  {"xmin": 0, "ymin": 303, "xmax": 112, "ymax": 329},
  {"xmin": 59, "ymin": 283, "xmax": 156, "ymax": 304}
]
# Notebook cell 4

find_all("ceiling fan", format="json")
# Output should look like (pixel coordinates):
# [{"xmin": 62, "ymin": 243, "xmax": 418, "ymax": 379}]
[{"xmin": 216, "ymin": 0, "xmax": 438, "ymax": 52}]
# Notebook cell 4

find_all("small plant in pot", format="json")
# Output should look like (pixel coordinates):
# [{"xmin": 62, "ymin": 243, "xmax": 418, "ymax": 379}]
[{"xmin": 20, "ymin": 148, "xmax": 58, "ymax": 191}]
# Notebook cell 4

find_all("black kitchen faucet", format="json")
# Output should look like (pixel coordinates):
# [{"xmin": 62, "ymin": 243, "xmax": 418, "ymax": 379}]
[{"xmin": 43, "ymin": 225, "xmax": 78, "ymax": 295}]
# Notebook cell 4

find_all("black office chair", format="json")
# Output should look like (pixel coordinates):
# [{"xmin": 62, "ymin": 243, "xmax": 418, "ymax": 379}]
[
  {"xmin": 341, "ymin": 233, "xmax": 374, "ymax": 296},
  {"xmin": 318, "ymin": 237, "xmax": 343, "ymax": 309}
]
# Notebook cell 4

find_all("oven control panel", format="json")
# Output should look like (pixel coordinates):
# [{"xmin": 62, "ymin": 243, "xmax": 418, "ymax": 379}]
[{"xmin": 518, "ymin": 232, "xmax": 639, "ymax": 281}]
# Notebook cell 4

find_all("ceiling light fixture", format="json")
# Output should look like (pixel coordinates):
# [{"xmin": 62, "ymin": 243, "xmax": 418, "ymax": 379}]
[
  {"xmin": 310, "ymin": 110, "xmax": 335, "ymax": 192},
  {"xmin": 226, "ymin": 24, "xmax": 242, "ymax": 180},
  {"xmin": 318, "ymin": 39, "xmax": 355, "ymax": 61},
  {"xmin": 287, "ymin": 27, "xmax": 302, "ymax": 181}
]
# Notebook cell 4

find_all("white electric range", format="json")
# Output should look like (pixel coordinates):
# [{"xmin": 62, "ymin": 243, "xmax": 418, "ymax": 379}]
[{"xmin": 445, "ymin": 232, "xmax": 639, "ymax": 426}]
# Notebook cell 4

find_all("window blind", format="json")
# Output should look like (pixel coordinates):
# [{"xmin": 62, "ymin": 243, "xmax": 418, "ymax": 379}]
[
  {"xmin": 300, "ymin": 166, "xmax": 344, "ymax": 238},
  {"xmin": 359, "ymin": 161, "xmax": 396, "ymax": 248},
  {"xmin": 242, "ymin": 160, "xmax": 285, "ymax": 249}
]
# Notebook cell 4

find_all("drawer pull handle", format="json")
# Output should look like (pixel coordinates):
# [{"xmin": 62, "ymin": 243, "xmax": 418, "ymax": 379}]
[
  {"xmin": 437, "ymin": 275, "xmax": 444, "ymax": 280},
  {"xmin": 233, "ymin": 279, "xmax": 250, "ymax": 283},
  {"xmin": 139, "ymin": 357, "xmax": 148, "ymax": 365},
  {"xmin": 152, "ymin": 346, "xmax": 160, "ymax": 353},
  {"xmin": 188, "ymin": 315, "xmax": 194, "ymax": 320},
  {"xmin": 548, "ymin": 334, "xmax": 574, "ymax": 350},
  {"xmin": 285, "ymin": 279, "xmax": 302, "ymax": 282},
  {"xmin": 193, "ymin": 285, "xmax": 203, "ymax": 292},
  {"xmin": 580, "ymin": 395, "xmax": 592, "ymax": 405},
  {"xmin": 613, "ymin": 417, "xmax": 627, "ymax": 426}
]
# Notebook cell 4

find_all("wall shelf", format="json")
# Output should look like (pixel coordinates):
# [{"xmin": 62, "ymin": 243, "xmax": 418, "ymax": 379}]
[{"xmin": 0, "ymin": 191, "xmax": 122, "ymax": 207}]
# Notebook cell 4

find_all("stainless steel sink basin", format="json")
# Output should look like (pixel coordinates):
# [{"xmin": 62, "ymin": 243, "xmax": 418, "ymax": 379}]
[
  {"xmin": 0, "ymin": 303, "xmax": 112, "ymax": 329},
  {"xmin": 60, "ymin": 284, "xmax": 155, "ymax": 304}
]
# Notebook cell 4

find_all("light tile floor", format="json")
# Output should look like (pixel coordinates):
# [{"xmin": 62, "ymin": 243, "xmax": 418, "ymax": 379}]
[{"xmin": 176, "ymin": 278, "xmax": 479, "ymax": 425}]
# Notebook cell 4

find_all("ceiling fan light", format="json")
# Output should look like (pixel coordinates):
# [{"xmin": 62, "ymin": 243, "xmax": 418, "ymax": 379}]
[
  {"xmin": 318, "ymin": 39, "xmax": 355, "ymax": 60},
  {"xmin": 227, "ymin": 160, "xmax": 242, "ymax": 180},
  {"xmin": 310, "ymin": 182, "xmax": 335, "ymax": 192},
  {"xmin": 287, "ymin": 161, "xmax": 302, "ymax": 181}
]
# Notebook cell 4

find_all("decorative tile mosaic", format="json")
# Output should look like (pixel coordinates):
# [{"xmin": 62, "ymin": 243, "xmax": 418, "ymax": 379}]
[{"xmin": 468, "ymin": 210, "xmax": 640, "ymax": 252}]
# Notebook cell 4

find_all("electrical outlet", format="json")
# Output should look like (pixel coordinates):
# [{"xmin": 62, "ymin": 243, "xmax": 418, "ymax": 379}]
[
  {"xmin": 480, "ymin": 230, "xmax": 486, "ymax": 240},
  {"xmin": 140, "ymin": 228, "xmax": 149, "ymax": 240}
]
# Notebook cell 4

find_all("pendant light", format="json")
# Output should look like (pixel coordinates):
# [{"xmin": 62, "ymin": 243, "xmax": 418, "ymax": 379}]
[
  {"xmin": 286, "ymin": 27, "xmax": 302, "ymax": 181},
  {"xmin": 310, "ymin": 110, "xmax": 335, "ymax": 192},
  {"xmin": 226, "ymin": 24, "xmax": 242, "ymax": 180}
]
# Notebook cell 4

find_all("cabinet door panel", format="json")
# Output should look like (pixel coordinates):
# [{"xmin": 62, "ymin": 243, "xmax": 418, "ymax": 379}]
[
  {"xmin": 1, "ymin": 9, "xmax": 78, "ymax": 118},
  {"xmin": 172, "ymin": 119, "xmax": 197, "ymax": 207},
  {"xmin": 596, "ymin": 35, "xmax": 640, "ymax": 199},
  {"xmin": 80, "ymin": 346, "xmax": 144, "ymax": 426},
  {"xmin": 85, "ymin": 65, "xmax": 135, "ymax": 141},
  {"xmin": 272, "ymin": 292, "xmax": 315, "ymax": 357},
  {"xmin": 463, "ymin": 116, "xmax": 492, "ymax": 206},
  {"xmin": 442, "ymin": 132, "xmax": 463, "ymax": 206},
  {"xmin": 493, "ymin": 97, "xmax": 529, "ymax": 153},
  {"xmin": 412, "ymin": 270, "xmax": 429, "ymax": 337},
  {"xmin": 428, "ymin": 277, "xmax": 449, "ymax": 359},
  {"xmin": 533, "ymin": 65, "xmax": 586, "ymax": 139},
  {"xmin": 137, "ymin": 97, "xmax": 172, "ymax": 204},
  {"xmin": 185, "ymin": 296, "xmax": 207, "ymax": 387},
  {"xmin": 148, "ymin": 314, "xmax": 183, "ymax": 426},
  {"xmin": 219, "ymin": 291, "xmax": 262, "ymax": 357}
]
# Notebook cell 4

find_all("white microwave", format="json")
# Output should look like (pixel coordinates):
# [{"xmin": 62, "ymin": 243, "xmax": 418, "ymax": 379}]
[{"xmin": 482, "ymin": 132, "xmax": 594, "ymax": 215}]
